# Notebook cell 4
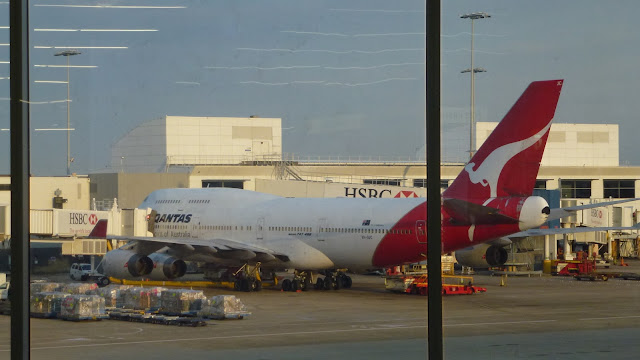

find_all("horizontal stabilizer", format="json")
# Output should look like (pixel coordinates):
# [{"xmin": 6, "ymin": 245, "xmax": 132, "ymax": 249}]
[
  {"xmin": 509, "ymin": 223, "xmax": 640, "ymax": 238},
  {"xmin": 443, "ymin": 198, "xmax": 519, "ymax": 225},
  {"xmin": 548, "ymin": 198, "xmax": 640, "ymax": 222}
]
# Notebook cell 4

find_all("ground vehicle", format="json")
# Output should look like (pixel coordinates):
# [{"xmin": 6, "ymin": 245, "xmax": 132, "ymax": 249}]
[
  {"xmin": 69, "ymin": 263, "xmax": 110, "ymax": 287},
  {"xmin": 0, "ymin": 273, "xmax": 9, "ymax": 301}
]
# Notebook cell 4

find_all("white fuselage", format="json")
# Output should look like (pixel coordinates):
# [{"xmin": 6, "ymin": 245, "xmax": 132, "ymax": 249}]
[{"xmin": 141, "ymin": 188, "xmax": 426, "ymax": 270}]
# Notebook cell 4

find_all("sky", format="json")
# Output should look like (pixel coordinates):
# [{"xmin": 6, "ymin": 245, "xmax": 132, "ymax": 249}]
[{"xmin": 0, "ymin": 1, "xmax": 639, "ymax": 175}]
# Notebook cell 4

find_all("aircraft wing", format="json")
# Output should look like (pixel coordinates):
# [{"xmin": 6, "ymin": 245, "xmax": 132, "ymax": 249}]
[
  {"xmin": 547, "ymin": 198, "xmax": 640, "ymax": 222},
  {"xmin": 507, "ymin": 223, "xmax": 640, "ymax": 238},
  {"xmin": 109, "ymin": 235, "xmax": 290, "ymax": 262}
]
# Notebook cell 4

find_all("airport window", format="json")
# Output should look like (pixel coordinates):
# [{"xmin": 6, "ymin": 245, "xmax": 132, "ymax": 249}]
[
  {"xmin": 603, "ymin": 180, "xmax": 635, "ymax": 198},
  {"xmin": 202, "ymin": 180, "xmax": 245, "ymax": 189},
  {"xmin": 561, "ymin": 180, "xmax": 592, "ymax": 198},
  {"xmin": 535, "ymin": 180, "xmax": 547, "ymax": 189},
  {"xmin": 363, "ymin": 179, "xmax": 402, "ymax": 186}
]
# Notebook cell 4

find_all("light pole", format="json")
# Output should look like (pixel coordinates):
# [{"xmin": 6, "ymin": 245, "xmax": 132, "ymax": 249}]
[
  {"xmin": 460, "ymin": 12, "xmax": 490, "ymax": 160},
  {"xmin": 54, "ymin": 49, "xmax": 81, "ymax": 175}
]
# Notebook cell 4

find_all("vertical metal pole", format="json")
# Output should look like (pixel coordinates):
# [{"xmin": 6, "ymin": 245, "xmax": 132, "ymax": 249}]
[
  {"xmin": 9, "ymin": 0, "xmax": 31, "ymax": 359},
  {"xmin": 67, "ymin": 56, "xmax": 71, "ymax": 175},
  {"xmin": 426, "ymin": 0, "xmax": 443, "ymax": 359},
  {"xmin": 469, "ymin": 20, "xmax": 475, "ymax": 160}
]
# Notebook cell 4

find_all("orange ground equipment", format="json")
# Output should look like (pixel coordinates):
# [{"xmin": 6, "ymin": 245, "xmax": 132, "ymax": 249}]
[{"xmin": 385, "ymin": 273, "xmax": 487, "ymax": 296}]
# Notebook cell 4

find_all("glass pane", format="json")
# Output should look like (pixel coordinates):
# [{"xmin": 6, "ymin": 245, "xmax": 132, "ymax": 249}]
[
  {"xmin": 21, "ymin": 1, "xmax": 431, "ymax": 358},
  {"xmin": 442, "ymin": 2, "xmax": 640, "ymax": 359}
]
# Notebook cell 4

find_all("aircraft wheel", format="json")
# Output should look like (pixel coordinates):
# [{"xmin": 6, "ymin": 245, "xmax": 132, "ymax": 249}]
[
  {"xmin": 241, "ymin": 278, "xmax": 251, "ymax": 292},
  {"xmin": 315, "ymin": 278, "xmax": 324, "ymax": 290},
  {"xmin": 98, "ymin": 277, "xmax": 110, "ymax": 287},
  {"xmin": 291, "ymin": 279, "xmax": 300, "ymax": 291},
  {"xmin": 332, "ymin": 277, "xmax": 341, "ymax": 290},
  {"xmin": 343, "ymin": 276, "xmax": 353, "ymax": 288},
  {"xmin": 282, "ymin": 279, "xmax": 292, "ymax": 292},
  {"xmin": 323, "ymin": 277, "xmax": 332, "ymax": 290},
  {"xmin": 234, "ymin": 279, "xmax": 242, "ymax": 291},
  {"xmin": 301, "ymin": 277, "xmax": 310, "ymax": 291}
]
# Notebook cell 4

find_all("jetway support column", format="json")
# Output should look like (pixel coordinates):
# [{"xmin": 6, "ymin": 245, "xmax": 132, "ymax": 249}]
[
  {"xmin": 544, "ymin": 235, "xmax": 550, "ymax": 260},
  {"xmin": 543, "ymin": 235, "xmax": 552, "ymax": 274}
]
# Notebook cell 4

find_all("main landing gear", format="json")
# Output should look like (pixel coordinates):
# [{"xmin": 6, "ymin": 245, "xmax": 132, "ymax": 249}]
[
  {"xmin": 232, "ymin": 263, "xmax": 265, "ymax": 292},
  {"xmin": 281, "ymin": 270, "xmax": 353, "ymax": 292}
]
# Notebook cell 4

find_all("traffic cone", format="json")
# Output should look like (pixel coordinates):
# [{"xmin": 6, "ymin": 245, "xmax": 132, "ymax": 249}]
[
  {"xmin": 500, "ymin": 275, "xmax": 506, "ymax": 287},
  {"xmin": 621, "ymin": 257, "xmax": 629, "ymax": 267}
]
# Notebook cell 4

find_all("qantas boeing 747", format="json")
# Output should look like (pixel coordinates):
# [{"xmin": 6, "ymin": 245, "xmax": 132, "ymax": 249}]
[{"xmin": 93, "ymin": 79, "xmax": 637, "ymax": 291}]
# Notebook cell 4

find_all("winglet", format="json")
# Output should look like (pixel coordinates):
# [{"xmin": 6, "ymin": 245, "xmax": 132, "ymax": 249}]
[
  {"xmin": 444, "ymin": 80, "xmax": 564, "ymax": 201},
  {"xmin": 88, "ymin": 219, "xmax": 108, "ymax": 238}
]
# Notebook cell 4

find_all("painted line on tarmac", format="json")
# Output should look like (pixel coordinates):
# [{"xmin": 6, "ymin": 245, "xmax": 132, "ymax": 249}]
[
  {"xmin": 444, "ymin": 320, "xmax": 557, "ymax": 327},
  {"xmin": 579, "ymin": 315, "xmax": 640, "ymax": 321},
  {"xmin": 5, "ymin": 319, "xmax": 562, "ymax": 351},
  {"xmin": 2, "ymin": 325, "xmax": 429, "ymax": 351}
]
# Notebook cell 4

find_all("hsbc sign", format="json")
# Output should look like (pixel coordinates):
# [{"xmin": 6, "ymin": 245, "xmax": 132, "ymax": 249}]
[
  {"xmin": 344, "ymin": 187, "xmax": 425, "ymax": 198},
  {"xmin": 69, "ymin": 213, "xmax": 99, "ymax": 225},
  {"xmin": 56, "ymin": 210, "xmax": 108, "ymax": 237}
]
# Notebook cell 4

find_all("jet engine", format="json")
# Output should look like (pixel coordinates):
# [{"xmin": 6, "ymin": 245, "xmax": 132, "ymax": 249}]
[
  {"xmin": 146, "ymin": 252, "xmax": 187, "ymax": 280},
  {"xmin": 455, "ymin": 243, "xmax": 508, "ymax": 269},
  {"xmin": 102, "ymin": 248, "xmax": 154, "ymax": 279}
]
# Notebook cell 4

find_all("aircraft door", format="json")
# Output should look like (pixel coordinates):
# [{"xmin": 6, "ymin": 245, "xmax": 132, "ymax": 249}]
[
  {"xmin": 256, "ymin": 217, "xmax": 265, "ymax": 241},
  {"xmin": 317, "ymin": 218, "xmax": 327, "ymax": 243},
  {"xmin": 415, "ymin": 220, "xmax": 426, "ymax": 244},
  {"xmin": 192, "ymin": 217, "xmax": 201, "ymax": 239}
]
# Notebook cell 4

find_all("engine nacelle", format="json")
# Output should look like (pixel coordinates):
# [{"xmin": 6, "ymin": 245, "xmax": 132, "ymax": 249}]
[
  {"xmin": 102, "ymin": 248, "xmax": 154, "ymax": 279},
  {"xmin": 146, "ymin": 253, "xmax": 187, "ymax": 280},
  {"xmin": 455, "ymin": 243, "xmax": 508, "ymax": 269},
  {"xmin": 485, "ymin": 196, "xmax": 550, "ymax": 230}
]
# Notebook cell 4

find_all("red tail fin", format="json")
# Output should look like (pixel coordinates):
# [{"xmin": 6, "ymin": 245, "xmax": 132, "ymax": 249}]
[
  {"xmin": 88, "ymin": 219, "xmax": 108, "ymax": 238},
  {"xmin": 443, "ymin": 79, "xmax": 563, "ymax": 202}
]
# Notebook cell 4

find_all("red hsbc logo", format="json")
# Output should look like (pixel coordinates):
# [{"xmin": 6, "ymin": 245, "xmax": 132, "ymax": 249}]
[
  {"xmin": 89, "ymin": 214, "xmax": 98, "ymax": 225},
  {"xmin": 394, "ymin": 191, "xmax": 419, "ymax": 198}
]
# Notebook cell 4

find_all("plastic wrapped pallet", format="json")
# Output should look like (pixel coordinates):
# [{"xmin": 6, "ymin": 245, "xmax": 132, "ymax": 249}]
[
  {"xmin": 60, "ymin": 283, "xmax": 98, "ymax": 295},
  {"xmin": 89, "ymin": 285, "xmax": 134, "ymax": 308},
  {"xmin": 197, "ymin": 295, "xmax": 250, "ymax": 319},
  {"xmin": 30, "ymin": 282, "xmax": 62, "ymax": 294},
  {"xmin": 122, "ymin": 287, "xmax": 165, "ymax": 310},
  {"xmin": 160, "ymin": 289, "xmax": 206, "ymax": 313},
  {"xmin": 30, "ymin": 292, "xmax": 67, "ymax": 317},
  {"xmin": 60, "ymin": 295, "xmax": 106, "ymax": 320}
]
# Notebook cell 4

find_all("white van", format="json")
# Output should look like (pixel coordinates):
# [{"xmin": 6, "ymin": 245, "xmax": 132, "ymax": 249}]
[{"xmin": 69, "ymin": 263, "xmax": 93, "ymax": 281}]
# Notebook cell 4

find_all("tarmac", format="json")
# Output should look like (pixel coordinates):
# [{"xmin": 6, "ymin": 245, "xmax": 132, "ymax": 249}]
[{"xmin": 1, "ymin": 260, "xmax": 640, "ymax": 359}]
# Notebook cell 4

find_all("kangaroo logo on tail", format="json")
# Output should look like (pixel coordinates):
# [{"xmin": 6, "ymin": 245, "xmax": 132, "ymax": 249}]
[
  {"xmin": 443, "ymin": 79, "xmax": 563, "ymax": 202},
  {"xmin": 465, "ymin": 121, "xmax": 552, "ymax": 199}
]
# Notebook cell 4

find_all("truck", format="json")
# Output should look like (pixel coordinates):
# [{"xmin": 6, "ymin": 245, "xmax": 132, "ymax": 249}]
[{"xmin": 69, "ymin": 263, "xmax": 110, "ymax": 287}]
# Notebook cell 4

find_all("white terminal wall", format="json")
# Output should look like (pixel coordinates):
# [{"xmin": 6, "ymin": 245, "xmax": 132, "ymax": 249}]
[
  {"xmin": 111, "ymin": 116, "xmax": 282, "ymax": 172},
  {"xmin": 0, "ymin": 176, "xmax": 91, "ymax": 238},
  {"xmin": 476, "ymin": 123, "xmax": 619, "ymax": 167}
]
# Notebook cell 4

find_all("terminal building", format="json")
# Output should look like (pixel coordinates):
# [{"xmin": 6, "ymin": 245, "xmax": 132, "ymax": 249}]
[{"xmin": 1, "ymin": 116, "xmax": 639, "ymax": 270}]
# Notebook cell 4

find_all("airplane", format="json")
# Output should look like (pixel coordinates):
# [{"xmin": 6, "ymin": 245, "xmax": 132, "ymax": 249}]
[{"xmin": 93, "ymin": 79, "xmax": 631, "ymax": 292}]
